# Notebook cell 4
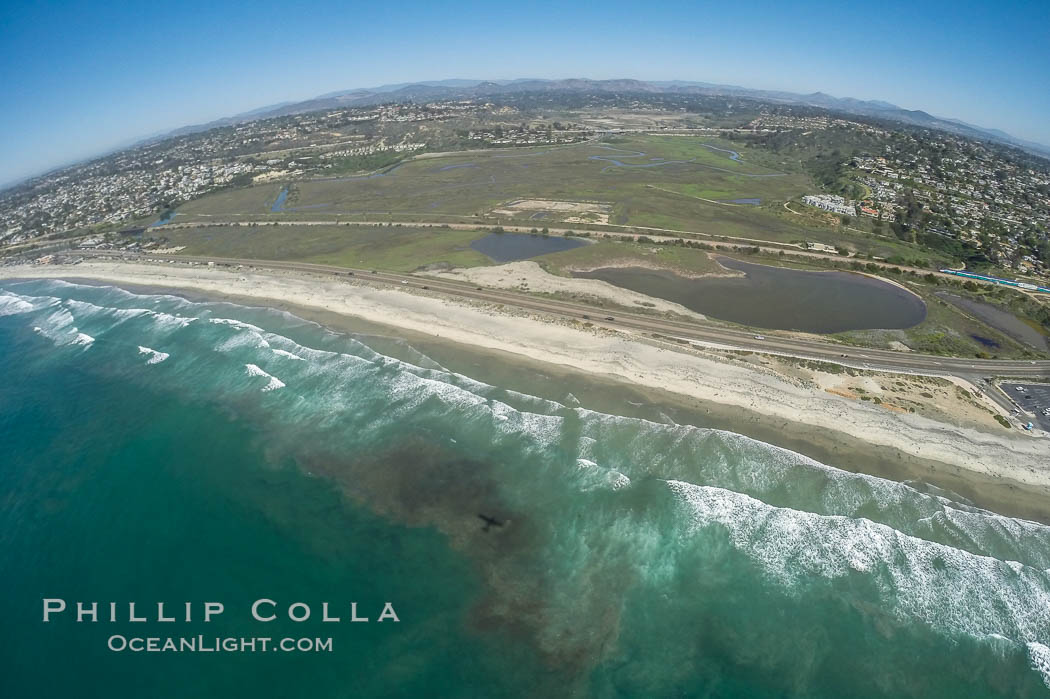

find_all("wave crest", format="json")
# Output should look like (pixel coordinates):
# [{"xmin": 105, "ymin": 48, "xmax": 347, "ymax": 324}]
[
  {"xmin": 138, "ymin": 346, "xmax": 170, "ymax": 364},
  {"xmin": 245, "ymin": 363, "xmax": 285, "ymax": 391}
]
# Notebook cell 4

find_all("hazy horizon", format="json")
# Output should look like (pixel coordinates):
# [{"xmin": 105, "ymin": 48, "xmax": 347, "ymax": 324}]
[{"xmin": 2, "ymin": 0, "xmax": 1048, "ymax": 186}]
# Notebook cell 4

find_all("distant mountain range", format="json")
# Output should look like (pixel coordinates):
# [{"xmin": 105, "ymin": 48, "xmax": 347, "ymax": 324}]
[{"xmin": 156, "ymin": 78, "xmax": 1050, "ymax": 158}]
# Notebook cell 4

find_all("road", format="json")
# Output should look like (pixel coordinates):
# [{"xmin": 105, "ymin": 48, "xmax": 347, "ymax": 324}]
[{"xmin": 72, "ymin": 251, "xmax": 1050, "ymax": 381}]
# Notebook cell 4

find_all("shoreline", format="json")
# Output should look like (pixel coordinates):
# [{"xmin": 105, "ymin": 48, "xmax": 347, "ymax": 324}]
[{"xmin": 4, "ymin": 260, "xmax": 1050, "ymax": 521}]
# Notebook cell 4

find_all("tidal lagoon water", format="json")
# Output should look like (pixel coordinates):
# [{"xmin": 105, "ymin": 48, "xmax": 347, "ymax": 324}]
[
  {"xmin": 270, "ymin": 187, "xmax": 289, "ymax": 213},
  {"xmin": 2, "ymin": 279, "xmax": 1049, "ymax": 697},
  {"xmin": 576, "ymin": 257, "xmax": 928, "ymax": 333},
  {"xmin": 469, "ymin": 232, "xmax": 587, "ymax": 262},
  {"xmin": 150, "ymin": 210, "xmax": 177, "ymax": 227},
  {"xmin": 938, "ymin": 292, "xmax": 1049, "ymax": 351}
]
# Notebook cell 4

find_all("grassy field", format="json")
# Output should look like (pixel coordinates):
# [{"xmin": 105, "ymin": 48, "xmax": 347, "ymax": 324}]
[
  {"xmin": 173, "ymin": 134, "xmax": 950, "ymax": 265},
  {"xmin": 180, "ymin": 184, "xmax": 285, "ymax": 217},
  {"xmin": 165, "ymin": 224, "xmax": 492, "ymax": 272}
]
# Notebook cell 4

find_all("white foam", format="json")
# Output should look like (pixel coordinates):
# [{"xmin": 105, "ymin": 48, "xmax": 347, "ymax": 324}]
[
  {"xmin": 27, "ymin": 278, "xmax": 82, "ymax": 290},
  {"xmin": 245, "ymin": 363, "xmax": 285, "ymax": 392},
  {"xmin": 148, "ymin": 311, "xmax": 197, "ymax": 330},
  {"xmin": 570, "ymin": 406, "xmax": 1050, "ymax": 569},
  {"xmin": 66, "ymin": 298, "xmax": 148, "ymax": 321},
  {"xmin": 32, "ymin": 306, "xmax": 93, "ymax": 347},
  {"xmin": 0, "ymin": 293, "xmax": 35, "ymax": 316},
  {"xmin": 40, "ymin": 307, "xmax": 76, "ymax": 333},
  {"xmin": 138, "ymin": 346, "xmax": 169, "ymax": 364},
  {"xmin": 1027, "ymin": 642, "xmax": 1050, "ymax": 689},
  {"xmin": 215, "ymin": 329, "xmax": 271, "ymax": 353},
  {"xmin": 386, "ymin": 368, "xmax": 487, "ymax": 415},
  {"xmin": 271, "ymin": 348, "xmax": 305, "ymax": 361},
  {"xmin": 489, "ymin": 400, "xmax": 564, "ymax": 447},
  {"xmin": 211, "ymin": 317, "xmax": 264, "ymax": 332},
  {"xmin": 665, "ymin": 479, "xmax": 1050, "ymax": 648},
  {"xmin": 575, "ymin": 458, "xmax": 631, "ymax": 491}
]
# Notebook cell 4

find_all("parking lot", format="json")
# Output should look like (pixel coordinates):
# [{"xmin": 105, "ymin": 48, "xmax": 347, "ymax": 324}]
[{"xmin": 1002, "ymin": 383, "xmax": 1050, "ymax": 431}]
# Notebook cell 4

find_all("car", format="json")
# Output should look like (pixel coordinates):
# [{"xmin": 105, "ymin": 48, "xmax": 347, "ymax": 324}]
[
  {"xmin": 421, "ymin": 285, "xmax": 429, "ymax": 290},
  {"xmin": 754, "ymin": 335, "xmax": 765, "ymax": 340},
  {"xmin": 401, "ymin": 280, "xmax": 408, "ymax": 285},
  {"xmin": 1016, "ymin": 386, "xmax": 1027, "ymax": 392},
  {"xmin": 604, "ymin": 316, "xmax": 615, "ymax": 321},
  {"xmin": 582, "ymin": 314, "xmax": 590, "ymax": 319},
  {"xmin": 475, "ymin": 287, "xmax": 482, "ymax": 290}
]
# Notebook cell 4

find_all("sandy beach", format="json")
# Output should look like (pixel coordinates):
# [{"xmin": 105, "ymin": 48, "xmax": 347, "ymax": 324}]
[
  {"xmin": 4, "ymin": 260, "xmax": 1048, "ymax": 505},
  {"xmin": 432, "ymin": 260, "xmax": 711, "ymax": 319}
]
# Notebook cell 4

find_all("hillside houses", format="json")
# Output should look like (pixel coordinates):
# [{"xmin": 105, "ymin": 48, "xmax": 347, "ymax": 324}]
[{"xmin": 802, "ymin": 194, "xmax": 857, "ymax": 216}]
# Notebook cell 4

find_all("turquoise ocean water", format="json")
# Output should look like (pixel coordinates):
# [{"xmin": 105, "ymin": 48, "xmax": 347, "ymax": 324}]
[{"xmin": 2, "ymin": 278, "xmax": 1050, "ymax": 698}]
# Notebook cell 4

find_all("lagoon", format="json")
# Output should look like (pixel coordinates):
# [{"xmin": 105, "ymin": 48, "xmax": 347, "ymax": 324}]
[
  {"xmin": 575, "ymin": 257, "xmax": 928, "ymax": 333},
  {"xmin": 469, "ymin": 232, "xmax": 588, "ymax": 262},
  {"xmin": 939, "ymin": 292, "xmax": 1048, "ymax": 351},
  {"xmin": 270, "ymin": 187, "xmax": 289, "ymax": 213}
]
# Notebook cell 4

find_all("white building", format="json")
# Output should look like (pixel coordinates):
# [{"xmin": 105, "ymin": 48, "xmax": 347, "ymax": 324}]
[{"xmin": 802, "ymin": 194, "xmax": 857, "ymax": 217}]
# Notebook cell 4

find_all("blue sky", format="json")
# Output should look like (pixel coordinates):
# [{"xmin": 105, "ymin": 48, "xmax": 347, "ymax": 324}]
[{"xmin": 1, "ymin": 0, "xmax": 1048, "ymax": 185}]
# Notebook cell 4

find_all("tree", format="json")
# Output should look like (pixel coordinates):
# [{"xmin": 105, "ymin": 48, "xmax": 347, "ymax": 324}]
[{"xmin": 1038, "ymin": 240, "xmax": 1050, "ymax": 266}]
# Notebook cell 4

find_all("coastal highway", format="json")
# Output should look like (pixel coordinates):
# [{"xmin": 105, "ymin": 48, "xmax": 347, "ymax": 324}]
[{"xmin": 69, "ymin": 251, "xmax": 1050, "ymax": 380}]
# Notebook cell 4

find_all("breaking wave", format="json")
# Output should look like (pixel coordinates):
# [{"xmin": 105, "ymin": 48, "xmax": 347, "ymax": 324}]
[
  {"xmin": 138, "ymin": 346, "xmax": 169, "ymax": 364},
  {"xmin": 0, "ymin": 292, "xmax": 38, "ymax": 316},
  {"xmin": 245, "ymin": 363, "xmax": 285, "ymax": 391},
  {"xmin": 271, "ymin": 348, "xmax": 304, "ymax": 361}
]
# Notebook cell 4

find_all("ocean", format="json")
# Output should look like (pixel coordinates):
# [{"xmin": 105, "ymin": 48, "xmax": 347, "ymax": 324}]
[{"xmin": 2, "ymin": 278, "xmax": 1050, "ymax": 698}]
